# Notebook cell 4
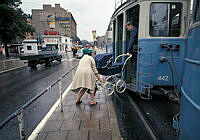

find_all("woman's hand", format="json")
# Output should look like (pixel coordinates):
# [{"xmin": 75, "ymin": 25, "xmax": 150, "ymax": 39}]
[
  {"xmin": 98, "ymin": 78, "xmax": 104, "ymax": 83},
  {"xmin": 96, "ymin": 74, "xmax": 104, "ymax": 83}
]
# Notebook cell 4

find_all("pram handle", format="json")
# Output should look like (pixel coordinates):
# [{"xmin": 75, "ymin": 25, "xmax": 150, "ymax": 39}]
[
  {"xmin": 114, "ymin": 54, "xmax": 132, "ymax": 72},
  {"xmin": 114, "ymin": 54, "xmax": 132, "ymax": 63}
]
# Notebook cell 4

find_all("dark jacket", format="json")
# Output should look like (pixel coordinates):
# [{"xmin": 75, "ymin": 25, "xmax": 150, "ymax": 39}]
[{"xmin": 128, "ymin": 27, "xmax": 138, "ymax": 54}]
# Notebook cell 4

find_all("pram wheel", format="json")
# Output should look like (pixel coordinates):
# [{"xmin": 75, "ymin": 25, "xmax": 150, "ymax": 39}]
[
  {"xmin": 103, "ymin": 82, "xmax": 114, "ymax": 96},
  {"xmin": 116, "ymin": 79, "xmax": 126, "ymax": 93}
]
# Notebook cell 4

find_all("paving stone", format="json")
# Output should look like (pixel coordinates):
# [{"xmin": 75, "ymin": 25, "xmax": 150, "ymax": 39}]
[
  {"xmin": 89, "ymin": 130, "xmax": 112, "ymax": 140},
  {"xmin": 63, "ymin": 99, "xmax": 74, "ymax": 106},
  {"xmin": 100, "ymin": 104, "xmax": 108, "ymax": 111},
  {"xmin": 91, "ymin": 111, "xmax": 109, "ymax": 120},
  {"xmin": 60, "ymin": 120, "xmax": 81, "ymax": 131},
  {"xmin": 56, "ymin": 112, "xmax": 75, "ymax": 121},
  {"xmin": 80, "ymin": 119, "xmax": 99, "ymax": 130},
  {"xmin": 95, "ymin": 98, "xmax": 106, "ymax": 104},
  {"xmin": 48, "ymin": 112, "xmax": 59, "ymax": 121},
  {"xmin": 73, "ymin": 111, "xmax": 91, "ymax": 120},
  {"xmin": 67, "ymin": 130, "xmax": 89, "ymax": 140},
  {"xmin": 41, "ymin": 120, "xmax": 63, "ymax": 132},
  {"xmin": 35, "ymin": 132, "xmax": 47, "ymax": 140},
  {"xmin": 69, "ymin": 104, "xmax": 85, "ymax": 112},
  {"xmin": 45, "ymin": 131, "xmax": 68, "ymax": 140},
  {"xmin": 84, "ymin": 104, "xmax": 100, "ymax": 111},
  {"xmin": 100, "ymin": 119, "xmax": 111, "ymax": 131},
  {"xmin": 94, "ymin": 94, "xmax": 100, "ymax": 99},
  {"xmin": 99, "ymin": 94, "xmax": 106, "ymax": 98},
  {"xmin": 86, "ymin": 94, "xmax": 100, "ymax": 99},
  {"xmin": 55, "ymin": 105, "xmax": 71, "ymax": 113}
]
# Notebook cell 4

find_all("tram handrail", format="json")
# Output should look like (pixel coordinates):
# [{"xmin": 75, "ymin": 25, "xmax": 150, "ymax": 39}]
[{"xmin": 0, "ymin": 64, "xmax": 78, "ymax": 130}]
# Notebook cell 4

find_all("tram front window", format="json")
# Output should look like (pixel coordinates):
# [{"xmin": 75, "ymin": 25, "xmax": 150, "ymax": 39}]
[{"xmin": 150, "ymin": 3, "xmax": 182, "ymax": 37}]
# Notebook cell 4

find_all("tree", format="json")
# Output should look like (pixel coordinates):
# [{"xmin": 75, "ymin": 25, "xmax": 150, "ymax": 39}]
[{"xmin": 0, "ymin": 0, "xmax": 35, "ymax": 57}]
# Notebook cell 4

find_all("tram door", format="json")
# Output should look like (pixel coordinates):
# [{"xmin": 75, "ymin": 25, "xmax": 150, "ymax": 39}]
[
  {"xmin": 125, "ymin": 5, "xmax": 140, "ymax": 83},
  {"xmin": 116, "ymin": 14, "xmax": 124, "ymax": 61}
]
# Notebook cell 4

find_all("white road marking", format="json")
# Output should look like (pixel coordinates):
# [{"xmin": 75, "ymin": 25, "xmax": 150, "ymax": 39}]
[
  {"xmin": 28, "ymin": 83, "xmax": 72, "ymax": 140},
  {"xmin": 0, "ymin": 58, "xmax": 18, "ymax": 62},
  {"xmin": 0, "ymin": 65, "xmax": 26, "ymax": 74}
]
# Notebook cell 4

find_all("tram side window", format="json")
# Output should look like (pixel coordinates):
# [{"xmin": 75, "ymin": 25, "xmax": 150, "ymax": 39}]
[
  {"xmin": 150, "ymin": 3, "xmax": 182, "ymax": 37},
  {"xmin": 126, "ymin": 5, "xmax": 140, "ymax": 52},
  {"xmin": 117, "ymin": 13, "xmax": 124, "ymax": 56},
  {"xmin": 194, "ymin": 0, "xmax": 200, "ymax": 23}
]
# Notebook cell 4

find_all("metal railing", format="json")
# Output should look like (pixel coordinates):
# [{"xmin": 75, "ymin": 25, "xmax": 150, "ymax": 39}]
[
  {"xmin": 0, "ymin": 64, "xmax": 78, "ymax": 140},
  {"xmin": 0, "ymin": 59, "xmax": 27, "ymax": 72}
]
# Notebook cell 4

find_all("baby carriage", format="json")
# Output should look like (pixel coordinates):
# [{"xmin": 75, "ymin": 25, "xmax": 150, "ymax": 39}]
[{"xmin": 95, "ymin": 53, "xmax": 132, "ymax": 96}]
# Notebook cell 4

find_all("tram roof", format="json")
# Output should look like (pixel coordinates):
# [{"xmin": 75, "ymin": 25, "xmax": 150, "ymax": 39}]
[{"xmin": 111, "ymin": 0, "xmax": 187, "ymax": 20}]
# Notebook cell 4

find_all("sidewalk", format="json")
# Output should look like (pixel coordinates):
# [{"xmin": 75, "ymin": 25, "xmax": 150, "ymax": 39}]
[{"xmin": 34, "ymin": 90, "xmax": 122, "ymax": 140}]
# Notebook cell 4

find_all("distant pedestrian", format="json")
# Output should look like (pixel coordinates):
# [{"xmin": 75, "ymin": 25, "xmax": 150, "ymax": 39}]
[
  {"xmin": 5, "ymin": 46, "xmax": 9, "ymax": 58},
  {"xmin": 71, "ymin": 48, "xmax": 103, "ymax": 106}
]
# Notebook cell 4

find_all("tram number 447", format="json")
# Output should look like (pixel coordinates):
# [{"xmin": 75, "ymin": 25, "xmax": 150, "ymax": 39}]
[{"xmin": 157, "ymin": 76, "xmax": 168, "ymax": 81}]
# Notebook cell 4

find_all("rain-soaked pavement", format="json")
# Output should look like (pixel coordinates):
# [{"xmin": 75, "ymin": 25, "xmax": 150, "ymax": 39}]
[{"xmin": 0, "ymin": 52, "xmax": 79, "ymax": 139}]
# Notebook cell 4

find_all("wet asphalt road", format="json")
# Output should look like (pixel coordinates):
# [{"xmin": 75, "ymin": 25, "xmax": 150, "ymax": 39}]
[
  {"xmin": 0, "ymin": 52, "xmax": 79, "ymax": 139},
  {"xmin": 112, "ymin": 91, "xmax": 179, "ymax": 140}
]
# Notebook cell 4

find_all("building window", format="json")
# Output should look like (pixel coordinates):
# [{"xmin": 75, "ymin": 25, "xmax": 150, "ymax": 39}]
[
  {"xmin": 38, "ymin": 46, "xmax": 42, "ymax": 50},
  {"xmin": 27, "ymin": 46, "xmax": 32, "ymax": 50},
  {"xmin": 150, "ymin": 3, "xmax": 182, "ymax": 37},
  {"xmin": 193, "ymin": 0, "xmax": 200, "ymax": 23}
]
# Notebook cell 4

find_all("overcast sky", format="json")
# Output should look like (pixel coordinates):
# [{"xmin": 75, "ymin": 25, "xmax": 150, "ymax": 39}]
[{"xmin": 20, "ymin": 0, "xmax": 115, "ymax": 41}]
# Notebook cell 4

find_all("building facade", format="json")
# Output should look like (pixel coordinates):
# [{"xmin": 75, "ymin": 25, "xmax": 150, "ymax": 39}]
[
  {"xmin": 96, "ymin": 36, "xmax": 106, "ymax": 48},
  {"xmin": 32, "ymin": 4, "xmax": 77, "ymax": 38}
]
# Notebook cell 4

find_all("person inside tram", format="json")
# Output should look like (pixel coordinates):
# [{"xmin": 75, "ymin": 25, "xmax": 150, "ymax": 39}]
[
  {"xmin": 70, "ymin": 48, "xmax": 103, "ymax": 106},
  {"xmin": 125, "ymin": 21, "xmax": 138, "ymax": 59}
]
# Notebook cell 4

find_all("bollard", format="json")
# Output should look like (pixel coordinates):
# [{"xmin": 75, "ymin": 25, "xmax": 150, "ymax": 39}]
[
  {"xmin": 59, "ymin": 78, "xmax": 63, "ymax": 112},
  {"xmin": 17, "ymin": 110, "xmax": 25, "ymax": 140}
]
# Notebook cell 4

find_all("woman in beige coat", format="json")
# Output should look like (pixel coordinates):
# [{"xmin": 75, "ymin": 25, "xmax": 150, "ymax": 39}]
[{"xmin": 71, "ymin": 48, "xmax": 103, "ymax": 105}]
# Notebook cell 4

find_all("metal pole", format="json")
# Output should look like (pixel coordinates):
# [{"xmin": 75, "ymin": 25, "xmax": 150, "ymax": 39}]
[
  {"xmin": 13, "ymin": 60, "xmax": 16, "ymax": 68},
  {"xmin": 115, "ymin": 0, "xmax": 116, "ymax": 10},
  {"xmin": 3, "ymin": 61, "xmax": 5, "ymax": 71},
  {"xmin": 17, "ymin": 110, "xmax": 25, "ymax": 140},
  {"xmin": 59, "ymin": 78, "xmax": 63, "ymax": 112}
]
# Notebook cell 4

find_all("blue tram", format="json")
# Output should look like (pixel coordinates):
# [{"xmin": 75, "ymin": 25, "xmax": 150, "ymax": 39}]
[
  {"xmin": 179, "ymin": 0, "xmax": 200, "ymax": 139},
  {"xmin": 103, "ymin": 0, "xmax": 189, "ymax": 99}
]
